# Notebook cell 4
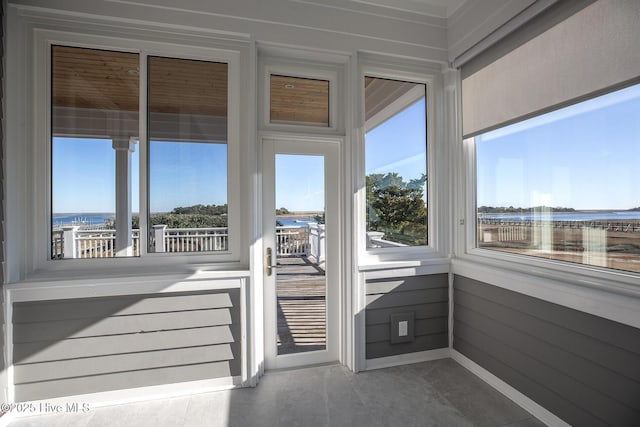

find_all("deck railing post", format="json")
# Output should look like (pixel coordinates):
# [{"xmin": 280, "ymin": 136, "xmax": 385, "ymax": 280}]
[
  {"xmin": 62, "ymin": 226, "xmax": 79, "ymax": 259},
  {"xmin": 318, "ymin": 224, "xmax": 326, "ymax": 264},
  {"xmin": 153, "ymin": 224, "xmax": 167, "ymax": 252}
]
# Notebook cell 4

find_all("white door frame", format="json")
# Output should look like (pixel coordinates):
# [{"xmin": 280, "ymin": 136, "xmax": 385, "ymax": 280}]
[{"xmin": 262, "ymin": 135, "xmax": 342, "ymax": 370}]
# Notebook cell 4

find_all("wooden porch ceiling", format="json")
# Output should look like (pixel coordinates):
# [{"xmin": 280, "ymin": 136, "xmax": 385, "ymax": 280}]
[
  {"xmin": 52, "ymin": 46, "xmax": 228, "ymax": 117},
  {"xmin": 270, "ymin": 75, "xmax": 329, "ymax": 125},
  {"xmin": 52, "ymin": 46, "xmax": 140, "ymax": 112},
  {"xmin": 52, "ymin": 46, "xmax": 420, "ymax": 123}
]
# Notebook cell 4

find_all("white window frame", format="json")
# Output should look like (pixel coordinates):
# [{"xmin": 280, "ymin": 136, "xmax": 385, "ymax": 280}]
[
  {"xmin": 261, "ymin": 61, "xmax": 339, "ymax": 133},
  {"xmin": 357, "ymin": 62, "xmax": 447, "ymax": 268},
  {"xmin": 30, "ymin": 30, "xmax": 243, "ymax": 275}
]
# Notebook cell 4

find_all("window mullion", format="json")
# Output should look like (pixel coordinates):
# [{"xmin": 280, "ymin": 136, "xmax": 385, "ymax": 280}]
[{"xmin": 138, "ymin": 52, "xmax": 149, "ymax": 257}]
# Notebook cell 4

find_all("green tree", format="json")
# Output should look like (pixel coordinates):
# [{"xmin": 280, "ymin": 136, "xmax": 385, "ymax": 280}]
[
  {"xmin": 366, "ymin": 172, "xmax": 427, "ymax": 246},
  {"xmin": 107, "ymin": 203, "xmax": 229, "ymax": 229},
  {"xmin": 276, "ymin": 207, "xmax": 291, "ymax": 215}
]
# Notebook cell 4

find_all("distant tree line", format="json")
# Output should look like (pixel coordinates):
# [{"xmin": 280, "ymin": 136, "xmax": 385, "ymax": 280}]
[
  {"xmin": 367, "ymin": 172, "xmax": 427, "ymax": 246},
  {"xmin": 172, "ymin": 204, "xmax": 227, "ymax": 215},
  {"xmin": 477, "ymin": 206, "xmax": 576, "ymax": 213},
  {"xmin": 106, "ymin": 204, "xmax": 228, "ymax": 229}
]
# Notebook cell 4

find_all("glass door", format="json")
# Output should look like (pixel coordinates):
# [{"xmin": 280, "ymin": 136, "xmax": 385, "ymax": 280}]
[{"xmin": 262, "ymin": 138, "xmax": 339, "ymax": 370}]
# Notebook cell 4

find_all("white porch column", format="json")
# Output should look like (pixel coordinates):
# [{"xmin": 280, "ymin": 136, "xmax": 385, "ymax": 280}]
[
  {"xmin": 152, "ymin": 225, "xmax": 167, "ymax": 253},
  {"xmin": 113, "ymin": 137, "xmax": 137, "ymax": 257},
  {"xmin": 62, "ymin": 226, "xmax": 79, "ymax": 259}
]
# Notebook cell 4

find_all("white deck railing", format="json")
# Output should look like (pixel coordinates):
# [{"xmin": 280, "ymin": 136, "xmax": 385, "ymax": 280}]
[
  {"xmin": 52, "ymin": 224, "xmax": 324, "ymax": 259},
  {"xmin": 276, "ymin": 226, "xmax": 312, "ymax": 256},
  {"xmin": 152, "ymin": 225, "xmax": 228, "ymax": 253}
]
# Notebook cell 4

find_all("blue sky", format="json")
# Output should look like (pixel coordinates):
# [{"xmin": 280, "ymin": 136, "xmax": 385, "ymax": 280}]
[
  {"xmin": 149, "ymin": 141, "xmax": 227, "ymax": 212},
  {"xmin": 53, "ymin": 139, "xmax": 225, "ymax": 213},
  {"xmin": 366, "ymin": 98, "xmax": 427, "ymax": 182},
  {"xmin": 276, "ymin": 155, "xmax": 325, "ymax": 212},
  {"xmin": 477, "ymin": 83, "xmax": 640, "ymax": 210}
]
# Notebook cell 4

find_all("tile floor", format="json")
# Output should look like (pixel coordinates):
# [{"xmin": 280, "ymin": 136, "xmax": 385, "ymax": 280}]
[{"xmin": 9, "ymin": 358, "xmax": 547, "ymax": 427}]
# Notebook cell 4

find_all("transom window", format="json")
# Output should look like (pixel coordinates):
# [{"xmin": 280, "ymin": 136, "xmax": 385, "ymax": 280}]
[{"xmin": 269, "ymin": 74, "xmax": 330, "ymax": 127}]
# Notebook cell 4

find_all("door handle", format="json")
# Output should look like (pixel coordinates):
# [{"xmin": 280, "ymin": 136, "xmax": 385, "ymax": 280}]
[{"xmin": 266, "ymin": 247, "xmax": 278, "ymax": 276}]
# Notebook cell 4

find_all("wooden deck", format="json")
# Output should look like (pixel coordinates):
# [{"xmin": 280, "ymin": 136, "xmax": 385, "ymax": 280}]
[{"xmin": 276, "ymin": 256, "xmax": 326, "ymax": 354}]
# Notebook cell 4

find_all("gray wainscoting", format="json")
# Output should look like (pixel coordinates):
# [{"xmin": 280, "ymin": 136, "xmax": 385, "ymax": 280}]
[
  {"xmin": 366, "ymin": 274, "xmax": 449, "ymax": 359},
  {"xmin": 13, "ymin": 289, "xmax": 241, "ymax": 401},
  {"xmin": 453, "ymin": 275, "xmax": 640, "ymax": 427}
]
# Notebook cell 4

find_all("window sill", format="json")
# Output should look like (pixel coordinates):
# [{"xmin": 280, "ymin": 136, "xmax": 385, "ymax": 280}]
[
  {"xmin": 452, "ymin": 251, "xmax": 640, "ymax": 329},
  {"xmin": 358, "ymin": 257, "xmax": 450, "ymax": 279},
  {"xmin": 8, "ymin": 265, "xmax": 250, "ymax": 301}
]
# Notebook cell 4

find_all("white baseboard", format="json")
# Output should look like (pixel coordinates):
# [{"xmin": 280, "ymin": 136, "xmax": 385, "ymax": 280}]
[
  {"xmin": 364, "ymin": 347, "xmax": 450, "ymax": 371},
  {"xmin": 450, "ymin": 350, "xmax": 569, "ymax": 427},
  {"xmin": 8, "ymin": 376, "xmax": 244, "ymax": 420}
]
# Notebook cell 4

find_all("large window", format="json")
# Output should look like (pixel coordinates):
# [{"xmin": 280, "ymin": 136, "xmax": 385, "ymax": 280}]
[
  {"xmin": 475, "ymin": 83, "xmax": 640, "ymax": 273},
  {"xmin": 364, "ymin": 77, "xmax": 427, "ymax": 248},
  {"xmin": 50, "ymin": 46, "xmax": 231, "ymax": 260}
]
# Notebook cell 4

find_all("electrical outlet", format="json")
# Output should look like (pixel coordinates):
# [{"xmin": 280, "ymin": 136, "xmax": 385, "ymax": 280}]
[
  {"xmin": 390, "ymin": 312, "xmax": 414, "ymax": 344},
  {"xmin": 398, "ymin": 320, "xmax": 408, "ymax": 337}
]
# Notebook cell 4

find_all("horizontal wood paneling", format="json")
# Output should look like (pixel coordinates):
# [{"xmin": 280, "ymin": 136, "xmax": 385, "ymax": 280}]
[
  {"xmin": 365, "ymin": 302, "xmax": 448, "ymax": 325},
  {"xmin": 453, "ymin": 275, "xmax": 640, "ymax": 427},
  {"xmin": 454, "ymin": 288, "xmax": 640, "ymax": 383},
  {"xmin": 13, "ymin": 292, "xmax": 232, "ymax": 322},
  {"xmin": 366, "ymin": 288, "xmax": 448, "ymax": 310},
  {"xmin": 15, "ymin": 361, "xmax": 233, "ymax": 403},
  {"xmin": 366, "ymin": 333, "xmax": 448, "ymax": 359},
  {"xmin": 366, "ymin": 317, "xmax": 448, "ymax": 343},
  {"xmin": 366, "ymin": 274, "xmax": 447, "ymax": 294},
  {"xmin": 365, "ymin": 274, "xmax": 448, "ymax": 360},
  {"xmin": 14, "ymin": 308, "xmax": 232, "ymax": 343},
  {"xmin": 14, "ymin": 344, "xmax": 233, "ymax": 383},
  {"xmin": 13, "ymin": 289, "xmax": 241, "ymax": 401}
]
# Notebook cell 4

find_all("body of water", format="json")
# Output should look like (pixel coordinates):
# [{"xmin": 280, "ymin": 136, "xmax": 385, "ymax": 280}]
[
  {"xmin": 53, "ymin": 213, "xmax": 114, "ymax": 227},
  {"xmin": 480, "ymin": 211, "xmax": 640, "ymax": 222},
  {"xmin": 276, "ymin": 216, "xmax": 318, "ymax": 227}
]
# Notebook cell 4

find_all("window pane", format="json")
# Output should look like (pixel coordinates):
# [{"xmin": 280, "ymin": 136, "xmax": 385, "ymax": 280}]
[
  {"xmin": 476, "ymin": 83, "xmax": 640, "ymax": 273},
  {"xmin": 51, "ymin": 46, "xmax": 140, "ymax": 260},
  {"xmin": 364, "ymin": 77, "xmax": 427, "ymax": 248},
  {"xmin": 270, "ymin": 75, "xmax": 329, "ymax": 126},
  {"xmin": 148, "ymin": 56, "xmax": 228, "ymax": 253}
]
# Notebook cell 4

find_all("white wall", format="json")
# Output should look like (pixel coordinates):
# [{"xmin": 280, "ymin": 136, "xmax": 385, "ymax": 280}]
[
  {"xmin": 447, "ymin": 0, "xmax": 534, "ymax": 63},
  {"xmin": 10, "ymin": 0, "xmax": 449, "ymax": 62}
]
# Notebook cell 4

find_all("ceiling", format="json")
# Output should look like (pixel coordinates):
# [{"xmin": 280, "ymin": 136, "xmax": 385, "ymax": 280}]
[{"xmin": 350, "ymin": 0, "xmax": 468, "ymax": 18}]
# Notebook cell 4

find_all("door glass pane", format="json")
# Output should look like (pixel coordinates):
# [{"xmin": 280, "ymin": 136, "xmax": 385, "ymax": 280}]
[
  {"xmin": 51, "ymin": 46, "xmax": 140, "ymax": 259},
  {"xmin": 275, "ymin": 154, "xmax": 326, "ymax": 355},
  {"xmin": 148, "ymin": 56, "xmax": 228, "ymax": 253},
  {"xmin": 270, "ymin": 75, "xmax": 330, "ymax": 126}
]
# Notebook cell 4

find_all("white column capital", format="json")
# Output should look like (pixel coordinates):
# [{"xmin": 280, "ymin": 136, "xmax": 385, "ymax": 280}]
[{"xmin": 112, "ymin": 137, "xmax": 138, "ymax": 152}]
